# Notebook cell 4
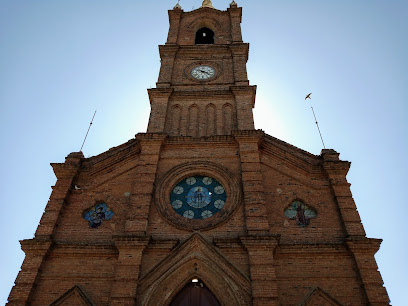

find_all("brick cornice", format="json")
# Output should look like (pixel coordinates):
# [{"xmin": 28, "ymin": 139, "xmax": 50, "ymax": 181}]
[
  {"xmin": 51, "ymin": 152, "xmax": 83, "ymax": 179},
  {"xmin": 346, "ymin": 237, "xmax": 382, "ymax": 254},
  {"xmin": 230, "ymin": 85, "xmax": 256, "ymax": 93},
  {"xmin": 147, "ymin": 87, "xmax": 173, "ymax": 100},
  {"xmin": 146, "ymin": 238, "xmax": 179, "ymax": 250},
  {"xmin": 113, "ymin": 235, "xmax": 151, "ymax": 248},
  {"xmin": 49, "ymin": 242, "xmax": 117, "ymax": 256},
  {"xmin": 135, "ymin": 132, "xmax": 167, "ymax": 142},
  {"xmin": 323, "ymin": 160, "xmax": 351, "ymax": 175},
  {"xmin": 232, "ymin": 129, "xmax": 264, "ymax": 142},
  {"xmin": 230, "ymin": 85, "xmax": 256, "ymax": 107},
  {"xmin": 321, "ymin": 149, "xmax": 351, "ymax": 176},
  {"xmin": 158, "ymin": 44, "xmax": 179, "ymax": 58},
  {"xmin": 164, "ymin": 134, "xmax": 236, "ymax": 146},
  {"xmin": 176, "ymin": 44, "xmax": 231, "ymax": 53},
  {"xmin": 229, "ymin": 43, "xmax": 249, "ymax": 59},
  {"xmin": 277, "ymin": 242, "xmax": 348, "ymax": 254},
  {"xmin": 20, "ymin": 238, "xmax": 52, "ymax": 254},
  {"xmin": 240, "ymin": 234, "xmax": 280, "ymax": 250}
]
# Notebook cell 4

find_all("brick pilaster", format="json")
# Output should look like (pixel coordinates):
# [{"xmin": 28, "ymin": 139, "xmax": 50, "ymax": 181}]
[
  {"xmin": 241, "ymin": 235, "xmax": 280, "ymax": 306},
  {"xmin": 8, "ymin": 152, "xmax": 82, "ymax": 304},
  {"xmin": 7, "ymin": 239, "xmax": 52, "ymax": 305},
  {"xmin": 109, "ymin": 236, "xmax": 150, "ymax": 305},
  {"xmin": 228, "ymin": 6, "xmax": 243, "ymax": 42},
  {"xmin": 322, "ymin": 149, "xmax": 366, "ymax": 237},
  {"xmin": 35, "ymin": 152, "xmax": 83, "ymax": 238},
  {"xmin": 124, "ymin": 133, "xmax": 165, "ymax": 234},
  {"xmin": 231, "ymin": 85, "xmax": 256, "ymax": 131},
  {"xmin": 234, "ymin": 130, "xmax": 270, "ymax": 234},
  {"xmin": 346, "ymin": 238, "xmax": 389, "ymax": 305},
  {"xmin": 166, "ymin": 8, "xmax": 183, "ymax": 45},
  {"xmin": 230, "ymin": 44, "xmax": 249, "ymax": 86},
  {"xmin": 157, "ymin": 45, "xmax": 179, "ymax": 88},
  {"xmin": 147, "ymin": 88, "xmax": 173, "ymax": 133}
]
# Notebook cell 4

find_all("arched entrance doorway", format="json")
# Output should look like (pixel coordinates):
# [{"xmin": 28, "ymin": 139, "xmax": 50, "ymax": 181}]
[{"xmin": 170, "ymin": 279, "xmax": 221, "ymax": 306}]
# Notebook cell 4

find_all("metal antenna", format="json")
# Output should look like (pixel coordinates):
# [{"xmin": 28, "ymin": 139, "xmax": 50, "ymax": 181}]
[
  {"xmin": 305, "ymin": 93, "xmax": 326, "ymax": 149},
  {"xmin": 310, "ymin": 105, "xmax": 326, "ymax": 149},
  {"xmin": 80, "ymin": 110, "xmax": 97, "ymax": 152}
]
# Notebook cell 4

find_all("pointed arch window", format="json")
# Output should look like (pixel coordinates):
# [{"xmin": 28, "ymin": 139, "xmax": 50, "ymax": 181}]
[{"xmin": 195, "ymin": 27, "xmax": 214, "ymax": 44}]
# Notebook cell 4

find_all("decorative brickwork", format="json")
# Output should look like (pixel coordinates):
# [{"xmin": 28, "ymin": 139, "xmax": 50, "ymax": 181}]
[{"xmin": 8, "ymin": 2, "xmax": 389, "ymax": 306}]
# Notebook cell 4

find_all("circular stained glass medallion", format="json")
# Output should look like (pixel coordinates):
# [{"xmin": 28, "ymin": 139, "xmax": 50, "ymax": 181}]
[{"xmin": 170, "ymin": 175, "xmax": 227, "ymax": 220}]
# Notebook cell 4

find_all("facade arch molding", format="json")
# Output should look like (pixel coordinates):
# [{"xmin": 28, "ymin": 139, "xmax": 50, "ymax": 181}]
[
  {"xmin": 137, "ymin": 233, "xmax": 251, "ymax": 306},
  {"xmin": 187, "ymin": 17, "xmax": 221, "ymax": 32}
]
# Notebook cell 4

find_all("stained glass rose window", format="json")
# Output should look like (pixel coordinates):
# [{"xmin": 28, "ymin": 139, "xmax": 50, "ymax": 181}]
[{"xmin": 170, "ymin": 176, "xmax": 227, "ymax": 220}]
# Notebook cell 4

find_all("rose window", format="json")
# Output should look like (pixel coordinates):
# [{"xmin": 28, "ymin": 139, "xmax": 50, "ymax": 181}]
[{"xmin": 170, "ymin": 176, "xmax": 227, "ymax": 220}]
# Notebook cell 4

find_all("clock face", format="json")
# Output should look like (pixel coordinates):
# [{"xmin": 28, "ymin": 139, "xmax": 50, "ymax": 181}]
[
  {"xmin": 170, "ymin": 175, "xmax": 227, "ymax": 220},
  {"xmin": 191, "ymin": 65, "xmax": 216, "ymax": 80}
]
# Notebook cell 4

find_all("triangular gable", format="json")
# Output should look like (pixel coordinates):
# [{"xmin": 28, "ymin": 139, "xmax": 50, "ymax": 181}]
[
  {"xmin": 50, "ymin": 285, "xmax": 95, "ymax": 306},
  {"xmin": 137, "ymin": 232, "xmax": 251, "ymax": 306},
  {"xmin": 298, "ymin": 287, "xmax": 343, "ymax": 306},
  {"xmin": 262, "ymin": 133, "xmax": 321, "ymax": 165},
  {"xmin": 260, "ymin": 134, "xmax": 329, "ymax": 188}
]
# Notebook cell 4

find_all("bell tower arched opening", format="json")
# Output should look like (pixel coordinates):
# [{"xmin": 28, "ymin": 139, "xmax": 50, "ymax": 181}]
[
  {"xmin": 195, "ymin": 27, "xmax": 214, "ymax": 44},
  {"xmin": 170, "ymin": 278, "xmax": 221, "ymax": 306}
]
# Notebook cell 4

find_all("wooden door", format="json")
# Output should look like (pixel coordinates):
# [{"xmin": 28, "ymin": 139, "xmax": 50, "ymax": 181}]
[{"xmin": 170, "ymin": 281, "xmax": 221, "ymax": 306}]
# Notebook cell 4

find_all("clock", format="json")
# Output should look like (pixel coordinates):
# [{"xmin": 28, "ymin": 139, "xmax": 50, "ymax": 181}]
[
  {"xmin": 170, "ymin": 175, "xmax": 227, "ymax": 220},
  {"xmin": 191, "ymin": 65, "xmax": 216, "ymax": 80}
]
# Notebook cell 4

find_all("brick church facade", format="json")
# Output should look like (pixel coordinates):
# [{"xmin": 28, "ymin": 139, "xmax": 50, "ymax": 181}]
[{"xmin": 8, "ymin": 1, "xmax": 389, "ymax": 305}]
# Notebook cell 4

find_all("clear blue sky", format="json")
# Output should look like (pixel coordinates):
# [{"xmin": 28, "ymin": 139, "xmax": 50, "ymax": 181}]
[{"xmin": 1, "ymin": 0, "xmax": 407, "ymax": 304}]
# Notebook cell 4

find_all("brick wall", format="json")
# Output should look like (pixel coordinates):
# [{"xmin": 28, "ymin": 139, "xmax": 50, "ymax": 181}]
[{"xmin": 8, "ymin": 3, "xmax": 388, "ymax": 305}]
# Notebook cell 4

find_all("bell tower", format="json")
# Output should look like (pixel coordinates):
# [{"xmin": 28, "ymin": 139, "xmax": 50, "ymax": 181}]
[
  {"xmin": 147, "ymin": 0, "xmax": 256, "ymax": 137},
  {"xmin": 8, "ymin": 1, "xmax": 389, "ymax": 305}
]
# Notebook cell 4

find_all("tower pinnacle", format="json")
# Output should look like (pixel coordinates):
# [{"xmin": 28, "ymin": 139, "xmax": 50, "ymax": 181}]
[{"xmin": 174, "ymin": 0, "xmax": 181, "ymax": 9}]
